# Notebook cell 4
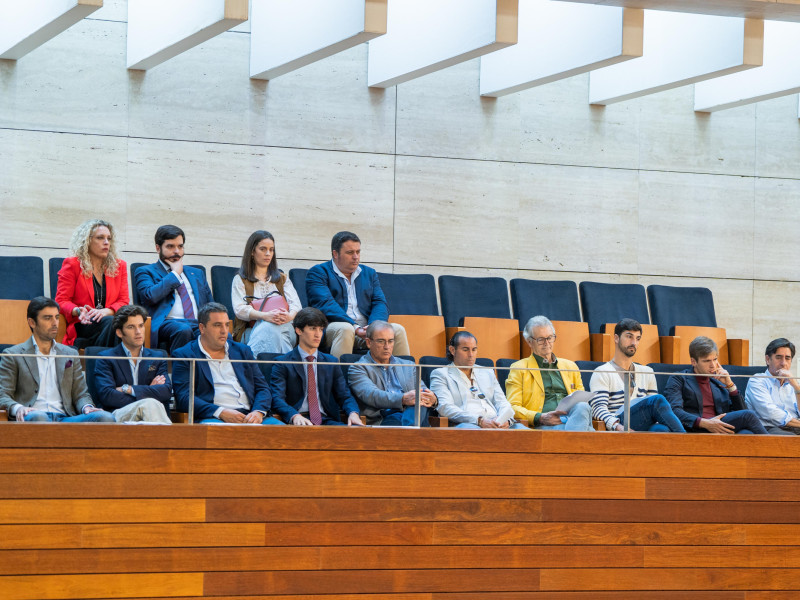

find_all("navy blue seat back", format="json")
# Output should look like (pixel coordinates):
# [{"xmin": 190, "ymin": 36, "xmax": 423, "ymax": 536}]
[
  {"xmin": 256, "ymin": 352, "xmax": 283, "ymax": 387},
  {"xmin": 725, "ymin": 365, "xmax": 766, "ymax": 397},
  {"xmin": 0, "ymin": 344, "xmax": 12, "ymax": 352},
  {"xmin": 438, "ymin": 275, "xmax": 511, "ymax": 328},
  {"xmin": 647, "ymin": 285, "xmax": 717, "ymax": 336},
  {"xmin": 0, "ymin": 256, "xmax": 44, "ymax": 300},
  {"xmin": 579, "ymin": 281, "xmax": 650, "ymax": 334},
  {"xmin": 575, "ymin": 360, "xmax": 604, "ymax": 392},
  {"xmin": 419, "ymin": 356, "xmax": 493, "ymax": 389},
  {"xmin": 289, "ymin": 268, "xmax": 308, "ymax": 307},
  {"xmin": 496, "ymin": 358, "xmax": 516, "ymax": 394},
  {"xmin": 49, "ymin": 257, "xmax": 65, "ymax": 298},
  {"xmin": 647, "ymin": 363, "xmax": 692, "ymax": 395},
  {"xmin": 210, "ymin": 266, "xmax": 238, "ymax": 319},
  {"xmin": 377, "ymin": 273, "xmax": 438, "ymax": 316},
  {"xmin": 509, "ymin": 279, "xmax": 581, "ymax": 330}
]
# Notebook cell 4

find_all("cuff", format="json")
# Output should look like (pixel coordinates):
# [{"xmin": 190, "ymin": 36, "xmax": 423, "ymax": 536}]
[
  {"xmin": 213, "ymin": 406, "xmax": 224, "ymax": 419},
  {"xmin": 693, "ymin": 417, "xmax": 702, "ymax": 429},
  {"xmin": 533, "ymin": 413, "xmax": 541, "ymax": 426}
]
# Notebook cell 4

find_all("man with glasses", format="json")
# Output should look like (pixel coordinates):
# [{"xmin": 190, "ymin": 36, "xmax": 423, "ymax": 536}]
[
  {"xmin": 505, "ymin": 316, "xmax": 593, "ymax": 431},
  {"xmin": 348, "ymin": 320, "xmax": 437, "ymax": 426}
]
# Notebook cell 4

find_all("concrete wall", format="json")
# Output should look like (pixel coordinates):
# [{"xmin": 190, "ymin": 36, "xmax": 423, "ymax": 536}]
[{"xmin": 2, "ymin": 0, "xmax": 800, "ymax": 364}]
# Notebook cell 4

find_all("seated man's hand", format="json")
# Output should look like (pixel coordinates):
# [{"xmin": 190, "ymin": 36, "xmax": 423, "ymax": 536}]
[
  {"xmin": 83, "ymin": 406, "xmax": 104, "ymax": 414},
  {"xmin": 151, "ymin": 375, "xmax": 166, "ymax": 385},
  {"xmin": 291, "ymin": 414, "xmax": 314, "ymax": 426},
  {"xmin": 401, "ymin": 390, "xmax": 417, "ymax": 406},
  {"xmin": 420, "ymin": 390, "xmax": 437, "ymax": 407},
  {"xmin": 14, "ymin": 406, "xmax": 33, "ymax": 422},
  {"xmin": 479, "ymin": 417, "xmax": 500, "ymax": 428},
  {"xmin": 219, "ymin": 409, "xmax": 246, "ymax": 423},
  {"xmin": 539, "ymin": 410, "xmax": 567, "ymax": 426},
  {"xmin": 244, "ymin": 411, "xmax": 263, "ymax": 424},
  {"xmin": 699, "ymin": 413, "xmax": 735, "ymax": 434},
  {"xmin": 347, "ymin": 412, "xmax": 365, "ymax": 426},
  {"xmin": 354, "ymin": 326, "xmax": 367, "ymax": 339}
]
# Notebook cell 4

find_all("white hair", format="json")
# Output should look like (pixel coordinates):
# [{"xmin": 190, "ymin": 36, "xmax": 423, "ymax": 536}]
[{"xmin": 523, "ymin": 315, "xmax": 555, "ymax": 343}]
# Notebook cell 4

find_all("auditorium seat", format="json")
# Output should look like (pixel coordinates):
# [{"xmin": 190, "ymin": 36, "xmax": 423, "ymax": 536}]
[
  {"xmin": 438, "ymin": 276, "xmax": 520, "ymax": 364},
  {"xmin": 288, "ymin": 268, "xmax": 308, "ymax": 307},
  {"xmin": 575, "ymin": 360, "xmax": 603, "ymax": 392},
  {"xmin": 0, "ymin": 300, "xmax": 37, "ymax": 345},
  {"xmin": 378, "ymin": 272, "xmax": 446, "ymax": 358},
  {"xmin": 647, "ymin": 362, "xmax": 692, "ymax": 395},
  {"xmin": 725, "ymin": 364, "xmax": 766, "ymax": 397},
  {"xmin": 580, "ymin": 281, "xmax": 652, "ymax": 362},
  {"xmin": 210, "ymin": 265, "xmax": 238, "ymax": 319},
  {"xmin": 0, "ymin": 256, "xmax": 44, "ymax": 300},
  {"xmin": 496, "ymin": 358, "xmax": 515, "ymax": 394},
  {"xmin": 648, "ymin": 284, "xmax": 749, "ymax": 366},
  {"xmin": 509, "ymin": 279, "xmax": 591, "ymax": 362},
  {"xmin": 255, "ymin": 352, "xmax": 282, "ymax": 386}
]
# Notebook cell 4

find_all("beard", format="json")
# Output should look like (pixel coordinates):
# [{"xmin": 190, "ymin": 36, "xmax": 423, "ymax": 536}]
[{"xmin": 619, "ymin": 344, "xmax": 637, "ymax": 357}]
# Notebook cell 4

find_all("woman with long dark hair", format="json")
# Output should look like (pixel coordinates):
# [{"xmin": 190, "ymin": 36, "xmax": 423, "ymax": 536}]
[{"xmin": 231, "ymin": 230, "xmax": 301, "ymax": 354}]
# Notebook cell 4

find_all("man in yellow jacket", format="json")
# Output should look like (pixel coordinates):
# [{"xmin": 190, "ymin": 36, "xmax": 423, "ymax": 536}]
[{"xmin": 506, "ymin": 316, "xmax": 594, "ymax": 431}]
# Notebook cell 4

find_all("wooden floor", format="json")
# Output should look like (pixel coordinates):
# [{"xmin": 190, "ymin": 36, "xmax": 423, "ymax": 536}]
[{"xmin": 0, "ymin": 425, "xmax": 799, "ymax": 599}]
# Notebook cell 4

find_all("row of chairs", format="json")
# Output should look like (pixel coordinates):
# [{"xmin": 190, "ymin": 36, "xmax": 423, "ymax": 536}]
[{"xmin": 0, "ymin": 256, "xmax": 748, "ymax": 365}]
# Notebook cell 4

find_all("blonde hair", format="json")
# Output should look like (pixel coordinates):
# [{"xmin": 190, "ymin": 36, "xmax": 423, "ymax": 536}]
[{"xmin": 69, "ymin": 219, "xmax": 120, "ymax": 277}]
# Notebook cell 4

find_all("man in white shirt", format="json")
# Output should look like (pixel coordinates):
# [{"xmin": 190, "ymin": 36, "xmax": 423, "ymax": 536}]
[
  {"xmin": 589, "ymin": 318, "xmax": 685, "ymax": 432},
  {"xmin": 134, "ymin": 225, "xmax": 214, "ymax": 353},
  {"xmin": 172, "ymin": 302, "xmax": 284, "ymax": 424},
  {"xmin": 430, "ymin": 331, "xmax": 526, "ymax": 429},
  {"xmin": 305, "ymin": 231, "xmax": 410, "ymax": 358},
  {"xmin": 745, "ymin": 338, "xmax": 800, "ymax": 435},
  {"xmin": 0, "ymin": 297, "xmax": 114, "ymax": 422}
]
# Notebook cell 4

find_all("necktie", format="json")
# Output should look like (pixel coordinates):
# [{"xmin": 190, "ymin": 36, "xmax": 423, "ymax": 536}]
[
  {"xmin": 177, "ymin": 280, "xmax": 195, "ymax": 320},
  {"xmin": 306, "ymin": 356, "xmax": 322, "ymax": 425}
]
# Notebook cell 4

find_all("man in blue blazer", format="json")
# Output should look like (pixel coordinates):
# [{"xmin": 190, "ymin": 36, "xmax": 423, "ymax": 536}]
[
  {"xmin": 306, "ymin": 231, "xmax": 410, "ymax": 358},
  {"xmin": 270, "ymin": 307, "xmax": 363, "ymax": 426},
  {"xmin": 172, "ymin": 302, "xmax": 283, "ymax": 424},
  {"xmin": 664, "ymin": 336, "xmax": 766, "ymax": 434},
  {"xmin": 133, "ymin": 225, "xmax": 213, "ymax": 353},
  {"xmin": 94, "ymin": 305, "xmax": 172, "ymax": 423}
]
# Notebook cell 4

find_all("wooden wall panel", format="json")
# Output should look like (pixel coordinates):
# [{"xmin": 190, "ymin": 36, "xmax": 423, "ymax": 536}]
[{"xmin": 0, "ymin": 424, "xmax": 797, "ymax": 598}]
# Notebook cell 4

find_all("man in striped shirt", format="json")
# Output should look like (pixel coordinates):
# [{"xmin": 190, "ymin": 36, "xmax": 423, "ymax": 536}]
[{"xmin": 589, "ymin": 318, "xmax": 685, "ymax": 433}]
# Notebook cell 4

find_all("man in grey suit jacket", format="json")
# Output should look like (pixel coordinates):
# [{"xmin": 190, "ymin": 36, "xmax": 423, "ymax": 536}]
[
  {"xmin": 0, "ymin": 297, "xmax": 114, "ymax": 422},
  {"xmin": 430, "ymin": 331, "xmax": 526, "ymax": 430},
  {"xmin": 348, "ymin": 321, "xmax": 437, "ymax": 426}
]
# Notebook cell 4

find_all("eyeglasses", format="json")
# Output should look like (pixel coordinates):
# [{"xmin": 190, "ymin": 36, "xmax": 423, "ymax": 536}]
[
  {"xmin": 533, "ymin": 335, "xmax": 557, "ymax": 345},
  {"xmin": 371, "ymin": 338, "xmax": 395, "ymax": 346}
]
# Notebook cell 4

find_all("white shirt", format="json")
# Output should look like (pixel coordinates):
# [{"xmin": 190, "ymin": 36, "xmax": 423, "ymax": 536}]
[
  {"xmin": 745, "ymin": 369, "xmax": 800, "ymax": 428},
  {"xmin": 331, "ymin": 261, "xmax": 366, "ymax": 327},
  {"xmin": 29, "ymin": 337, "xmax": 66, "ymax": 415},
  {"xmin": 198, "ymin": 338, "xmax": 251, "ymax": 418},
  {"xmin": 454, "ymin": 368, "xmax": 498, "ymax": 419},
  {"xmin": 161, "ymin": 260, "xmax": 199, "ymax": 321},
  {"xmin": 231, "ymin": 275, "xmax": 302, "ymax": 321},
  {"xmin": 122, "ymin": 344, "xmax": 143, "ymax": 384},
  {"xmin": 297, "ymin": 346, "xmax": 327, "ymax": 418}
]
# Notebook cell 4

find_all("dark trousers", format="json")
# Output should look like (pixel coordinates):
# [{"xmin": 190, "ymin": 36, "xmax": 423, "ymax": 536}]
[
  {"xmin": 74, "ymin": 315, "xmax": 116, "ymax": 348},
  {"xmin": 158, "ymin": 318, "xmax": 200, "ymax": 354},
  {"xmin": 380, "ymin": 405, "xmax": 431, "ymax": 427},
  {"xmin": 713, "ymin": 409, "xmax": 768, "ymax": 435}
]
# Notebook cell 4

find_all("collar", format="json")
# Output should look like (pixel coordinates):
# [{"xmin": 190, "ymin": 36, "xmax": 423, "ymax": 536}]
[
  {"xmin": 31, "ymin": 336, "xmax": 56, "ymax": 357},
  {"xmin": 198, "ymin": 337, "xmax": 228, "ymax": 360},
  {"xmin": 298, "ymin": 346, "xmax": 319, "ymax": 361},
  {"xmin": 121, "ymin": 344, "xmax": 144, "ymax": 359},
  {"xmin": 331, "ymin": 260, "xmax": 361, "ymax": 283},
  {"xmin": 158, "ymin": 259, "xmax": 173, "ymax": 272},
  {"xmin": 533, "ymin": 353, "xmax": 557, "ymax": 368}
]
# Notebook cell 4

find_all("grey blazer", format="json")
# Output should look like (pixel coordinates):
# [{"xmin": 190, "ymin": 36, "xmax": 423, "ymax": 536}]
[
  {"xmin": 348, "ymin": 354, "xmax": 425, "ymax": 425},
  {"xmin": 0, "ymin": 337, "xmax": 94, "ymax": 417},
  {"xmin": 430, "ymin": 363, "xmax": 514, "ymax": 425}
]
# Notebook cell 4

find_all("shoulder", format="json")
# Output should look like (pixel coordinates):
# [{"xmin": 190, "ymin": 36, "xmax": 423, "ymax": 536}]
[
  {"xmin": 594, "ymin": 363, "xmax": 615, "ymax": 374},
  {"xmin": 229, "ymin": 341, "xmax": 254, "ymax": 358},
  {"xmin": 318, "ymin": 351, "xmax": 338, "ymax": 363},
  {"xmin": 635, "ymin": 363, "xmax": 655, "ymax": 375},
  {"xmin": 98, "ymin": 346, "xmax": 118, "ymax": 357},
  {"xmin": 2, "ymin": 341, "xmax": 28, "ymax": 356},
  {"xmin": 54, "ymin": 343, "xmax": 79, "ymax": 357},
  {"xmin": 556, "ymin": 357, "xmax": 579, "ymax": 370},
  {"xmin": 308, "ymin": 262, "xmax": 332, "ymax": 276},
  {"xmin": 172, "ymin": 342, "xmax": 197, "ymax": 358},
  {"xmin": 359, "ymin": 264, "xmax": 377, "ymax": 277},
  {"xmin": 116, "ymin": 259, "xmax": 127, "ymax": 272},
  {"xmin": 60, "ymin": 256, "xmax": 81, "ymax": 272},
  {"xmin": 184, "ymin": 265, "xmax": 205, "ymax": 278},
  {"xmin": 430, "ymin": 367, "xmax": 448, "ymax": 381}
]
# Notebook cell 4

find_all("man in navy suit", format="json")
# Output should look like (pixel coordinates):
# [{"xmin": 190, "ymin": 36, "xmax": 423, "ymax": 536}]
[
  {"xmin": 306, "ymin": 231, "xmax": 410, "ymax": 358},
  {"xmin": 664, "ymin": 336, "xmax": 767, "ymax": 434},
  {"xmin": 133, "ymin": 225, "xmax": 213, "ymax": 354},
  {"xmin": 94, "ymin": 305, "xmax": 172, "ymax": 423},
  {"xmin": 172, "ymin": 302, "xmax": 283, "ymax": 425},
  {"xmin": 270, "ymin": 307, "xmax": 363, "ymax": 426}
]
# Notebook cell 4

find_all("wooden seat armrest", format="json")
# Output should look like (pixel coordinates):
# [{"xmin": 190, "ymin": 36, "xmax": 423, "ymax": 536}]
[
  {"xmin": 592, "ymin": 419, "xmax": 606, "ymax": 431},
  {"xmin": 659, "ymin": 336, "xmax": 681, "ymax": 364},
  {"xmin": 590, "ymin": 333, "xmax": 614, "ymax": 362},
  {"xmin": 170, "ymin": 411, "xmax": 189, "ymax": 424},
  {"xmin": 0, "ymin": 409, "xmax": 8, "ymax": 422},
  {"xmin": 429, "ymin": 416, "xmax": 448, "ymax": 427},
  {"xmin": 727, "ymin": 338, "xmax": 750, "ymax": 366}
]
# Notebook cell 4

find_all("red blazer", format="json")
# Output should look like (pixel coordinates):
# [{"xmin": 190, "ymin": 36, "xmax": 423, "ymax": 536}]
[{"xmin": 55, "ymin": 256, "xmax": 130, "ymax": 345}]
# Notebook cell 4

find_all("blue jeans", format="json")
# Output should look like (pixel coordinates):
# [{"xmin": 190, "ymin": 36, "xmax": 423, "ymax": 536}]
[
  {"xmin": 200, "ymin": 416, "xmax": 284, "ymax": 425},
  {"xmin": 455, "ymin": 421, "xmax": 529, "ymax": 430},
  {"xmin": 537, "ymin": 402, "xmax": 594, "ymax": 431},
  {"xmin": 380, "ymin": 405, "xmax": 430, "ymax": 427},
  {"xmin": 24, "ymin": 410, "xmax": 115, "ymax": 422},
  {"xmin": 622, "ymin": 395, "xmax": 685, "ymax": 432},
  {"xmin": 700, "ymin": 409, "xmax": 767, "ymax": 435}
]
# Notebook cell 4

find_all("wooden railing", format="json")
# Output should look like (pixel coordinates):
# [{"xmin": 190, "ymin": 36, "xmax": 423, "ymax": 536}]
[{"xmin": 0, "ymin": 425, "xmax": 798, "ymax": 598}]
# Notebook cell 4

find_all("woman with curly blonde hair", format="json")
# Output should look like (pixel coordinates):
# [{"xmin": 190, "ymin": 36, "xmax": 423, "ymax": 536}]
[{"xmin": 55, "ymin": 219, "xmax": 130, "ymax": 347}]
